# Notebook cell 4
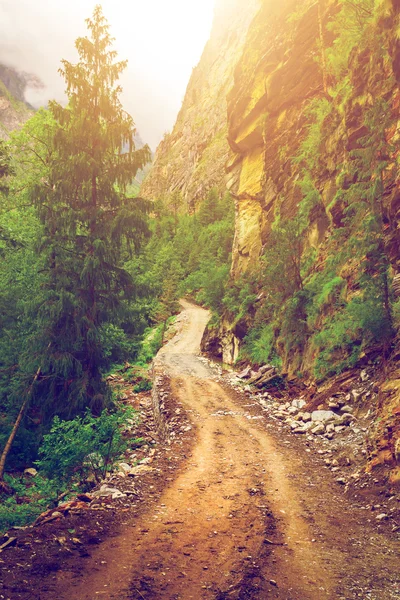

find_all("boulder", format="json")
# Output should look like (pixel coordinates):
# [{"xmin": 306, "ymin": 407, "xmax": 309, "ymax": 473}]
[
  {"xmin": 311, "ymin": 410, "xmax": 336, "ymax": 423},
  {"xmin": 238, "ymin": 366, "xmax": 252, "ymax": 379},
  {"xmin": 311, "ymin": 423, "xmax": 326, "ymax": 435}
]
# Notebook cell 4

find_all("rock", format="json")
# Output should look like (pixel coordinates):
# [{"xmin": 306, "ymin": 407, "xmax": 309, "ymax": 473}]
[
  {"xmin": 118, "ymin": 463, "xmax": 132, "ymax": 474},
  {"xmin": 302, "ymin": 412, "xmax": 312, "ymax": 422},
  {"xmin": 292, "ymin": 427, "xmax": 308, "ymax": 434},
  {"xmin": 293, "ymin": 413, "xmax": 304, "ymax": 421},
  {"xmin": 94, "ymin": 485, "xmax": 126, "ymax": 499},
  {"xmin": 238, "ymin": 366, "xmax": 252, "ymax": 379},
  {"xmin": 311, "ymin": 423, "xmax": 326, "ymax": 435},
  {"xmin": 326, "ymin": 423, "xmax": 335, "ymax": 433},
  {"xmin": 376, "ymin": 513, "xmax": 388, "ymax": 521},
  {"xmin": 290, "ymin": 421, "xmax": 300, "ymax": 430},
  {"xmin": 311, "ymin": 410, "xmax": 336, "ymax": 423},
  {"xmin": 340, "ymin": 405, "xmax": 354, "ymax": 413},
  {"xmin": 328, "ymin": 402, "xmax": 340, "ymax": 410},
  {"xmin": 24, "ymin": 468, "xmax": 38, "ymax": 478},
  {"xmin": 128, "ymin": 464, "xmax": 154, "ymax": 476},
  {"xmin": 292, "ymin": 399, "xmax": 307, "ymax": 410},
  {"xmin": 360, "ymin": 370, "xmax": 369, "ymax": 382},
  {"xmin": 395, "ymin": 439, "xmax": 400, "ymax": 464},
  {"xmin": 351, "ymin": 390, "xmax": 362, "ymax": 402},
  {"xmin": 334, "ymin": 425, "xmax": 347, "ymax": 433},
  {"xmin": 287, "ymin": 406, "xmax": 299, "ymax": 415},
  {"xmin": 336, "ymin": 478, "xmax": 346, "ymax": 485},
  {"xmin": 339, "ymin": 413, "xmax": 356, "ymax": 426}
]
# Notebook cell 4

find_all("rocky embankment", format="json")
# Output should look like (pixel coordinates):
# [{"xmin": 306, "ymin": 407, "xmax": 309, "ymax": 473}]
[{"xmin": 220, "ymin": 362, "xmax": 400, "ymax": 526}]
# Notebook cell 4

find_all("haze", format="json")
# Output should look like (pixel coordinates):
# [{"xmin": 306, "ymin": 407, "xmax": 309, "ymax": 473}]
[{"xmin": 0, "ymin": 0, "xmax": 216, "ymax": 149}]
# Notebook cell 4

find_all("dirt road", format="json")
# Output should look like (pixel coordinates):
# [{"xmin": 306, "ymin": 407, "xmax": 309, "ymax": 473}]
[{"xmin": 53, "ymin": 301, "xmax": 400, "ymax": 600}]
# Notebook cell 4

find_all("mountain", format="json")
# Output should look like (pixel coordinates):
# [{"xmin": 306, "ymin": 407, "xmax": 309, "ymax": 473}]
[
  {"xmin": 0, "ymin": 64, "xmax": 35, "ymax": 138},
  {"xmin": 140, "ymin": 0, "xmax": 261, "ymax": 209}
]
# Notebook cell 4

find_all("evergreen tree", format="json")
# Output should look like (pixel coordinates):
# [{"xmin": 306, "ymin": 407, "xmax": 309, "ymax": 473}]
[
  {"xmin": 198, "ymin": 187, "xmax": 219, "ymax": 226},
  {"xmin": 29, "ymin": 5, "xmax": 151, "ymax": 417}
]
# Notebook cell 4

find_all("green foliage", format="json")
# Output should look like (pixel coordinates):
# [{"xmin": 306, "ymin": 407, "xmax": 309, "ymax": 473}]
[
  {"xmin": 241, "ymin": 324, "xmax": 281, "ymax": 367},
  {"xmin": 36, "ymin": 407, "xmax": 136, "ymax": 486},
  {"xmin": 0, "ymin": 474, "xmax": 59, "ymax": 533},
  {"xmin": 326, "ymin": 0, "xmax": 374, "ymax": 78},
  {"xmin": 26, "ymin": 7, "xmax": 152, "ymax": 417}
]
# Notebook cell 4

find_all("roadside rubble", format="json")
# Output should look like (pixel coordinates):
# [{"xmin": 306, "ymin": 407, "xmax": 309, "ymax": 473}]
[{"xmin": 202, "ymin": 360, "xmax": 400, "ymax": 535}]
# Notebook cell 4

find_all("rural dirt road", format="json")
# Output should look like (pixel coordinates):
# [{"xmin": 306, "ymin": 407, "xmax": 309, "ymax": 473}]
[{"xmin": 50, "ymin": 301, "xmax": 400, "ymax": 600}]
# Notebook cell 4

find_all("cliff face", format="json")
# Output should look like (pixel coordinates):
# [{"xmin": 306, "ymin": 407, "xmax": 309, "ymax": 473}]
[
  {"xmin": 141, "ymin": 0, "xmax": 260, "ymax": 207},
  {"xmin": 228, "ymin": 0, "xmax": 400, "ymax": 278},
  {"xmin": 0, "ymin": 64, "xmax": 34, "ymax": 138}
]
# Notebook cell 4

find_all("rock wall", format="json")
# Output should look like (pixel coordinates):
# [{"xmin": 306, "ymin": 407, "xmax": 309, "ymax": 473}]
[{"xmin": 141, "ymin": 0, "xmax": 260, "ymax": 208}]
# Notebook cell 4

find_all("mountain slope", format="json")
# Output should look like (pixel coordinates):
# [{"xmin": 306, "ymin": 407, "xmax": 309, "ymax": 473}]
[{"xmin": 141, "ymin": 0, "xmax": 260, "ymax": 208}]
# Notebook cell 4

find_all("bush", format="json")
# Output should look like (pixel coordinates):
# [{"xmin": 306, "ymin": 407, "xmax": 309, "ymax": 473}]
[
  {"xmin": 36, "ymin": 407, "xmax": 137, "ymax": 486},
  {"xmin": 0, "ymin": 474, "xmax": 60, "ymax": 534},
  {"xmin": 242, "ymin": 324, "xmax": 280, "ymax": 367}
]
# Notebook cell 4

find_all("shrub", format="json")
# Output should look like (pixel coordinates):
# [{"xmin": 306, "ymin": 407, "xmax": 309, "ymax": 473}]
[
  {"xmin": 241, "ymin": 324, "xmax": 281, "ymax": 367},
  {"xmin": 36, "ymin": 407, "xmax": 136, "ymax": 486}
]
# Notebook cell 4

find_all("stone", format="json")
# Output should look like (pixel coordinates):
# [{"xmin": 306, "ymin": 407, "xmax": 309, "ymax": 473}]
[
  {"xmin": 339, "ymin": 413, "xmax": 356, "ymax": 426},
  {"xmin": 311, "ymin": 424, "xmax": 326, "ymax": 435},
  {"xmin": 94, "ymin": 485, "xmax": 126, "ymax": 499},
  {"xmin": 376, "ymin": 513, "xmax": 388, "ymax": 521},
  {"xmin": 118, "ymin": 463, "xmax": 132, "ymax": 474},
  {"xmin": 360, "ymin": 370, "xmax": 369, "ymax": 382},
  {"xmin": 351, "ymin": 390, "xmax": 362, "ymax": 402},
  {"xmin": 334, "ymin": 426, "xmax": 347, "ymax": 433},
  {"xmin": 340, "ymin": 405, "xmax": 354, "ymax": 414},
  {"xmin": 311, "ymin": 410, "xmax": 336, "ymax": 423},
  {"xmin": 128, "ymin": 464, "xmax": 154, "ymax": 476},
  {"xmin": 238, "ymin": 366, "xmax": 252, "ymax": 379},
  {"xmin": 287, "ymin": 406, "xmax": 299, "ymax": 415},
  {"xmin": 292, "ymin": 399, "xmax": 307, "ymax": 410},
  {"xmin": 328, "ymin": 402, "xmax": 340, "ymax": 410},
  {"xmin": 302, "ymin": 412, "xmax": 312, "ymax": 422},
  {"xmin": 292, "ymin": 427, "xmax": 308, "ymax": 434},
  {"xmin": 24, "ymin": 468, "xmax": 38, "ymax": 478},
  {"xmin": 395, "ymin": 439, "xmax": 400, "ymax": 464},
  {"xmin": 326, "ymin": 423, "xmax": 335, "ymax": 433}
]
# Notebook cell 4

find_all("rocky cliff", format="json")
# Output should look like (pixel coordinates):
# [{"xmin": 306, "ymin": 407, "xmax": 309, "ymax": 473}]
[
  {"xmin": 143, "ymin": 0, "xmax": 400, "ymax": 481},
  {"xmin": 141, "ymin": 0, "xmax": 260, "ymax": 208},
  {"xmin": 0, "ymin": 64, "xmax": 34, "ymax": 138}
]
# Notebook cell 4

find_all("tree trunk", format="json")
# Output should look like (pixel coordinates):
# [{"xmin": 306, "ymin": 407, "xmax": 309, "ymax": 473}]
[{"xmin": 0, "ymin": 367, "xmax": 41, "ymax": 483}]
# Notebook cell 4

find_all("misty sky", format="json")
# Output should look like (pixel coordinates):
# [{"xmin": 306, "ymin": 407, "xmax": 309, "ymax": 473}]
[{"xmin": 0, "ymin": 0, "xmax": 216, "ymax": 149}]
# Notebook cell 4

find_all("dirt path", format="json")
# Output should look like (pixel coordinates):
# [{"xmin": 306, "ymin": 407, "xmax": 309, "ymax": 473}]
[{"xmin": 52, "ymin": 301, "xmax": 400, "ymax": 600}]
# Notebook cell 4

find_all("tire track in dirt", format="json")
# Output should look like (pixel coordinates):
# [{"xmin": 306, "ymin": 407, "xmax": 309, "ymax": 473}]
[{"xmin": 52, "ymin": 300, "xmax": 400, "ymax": 600}]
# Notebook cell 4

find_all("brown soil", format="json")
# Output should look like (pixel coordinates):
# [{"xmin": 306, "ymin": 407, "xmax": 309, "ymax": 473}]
[{"xmin": 1, "ymin": 301, "xmax": 400, "ymax": 600}]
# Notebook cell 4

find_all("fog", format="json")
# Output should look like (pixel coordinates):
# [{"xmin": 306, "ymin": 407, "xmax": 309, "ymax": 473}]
[{"xmin": 0, "ymin": 0, "xmax": 215, "ymax": 149}]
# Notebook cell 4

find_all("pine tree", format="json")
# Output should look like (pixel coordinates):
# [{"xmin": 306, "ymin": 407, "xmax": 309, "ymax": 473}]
[
  {"xmin": 29, "ymin": 5, "xmax": 151, "ymax": 417},
  {"xmin": 198, "ymin": 187, "xmax": 219, "ymax": 226}
]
